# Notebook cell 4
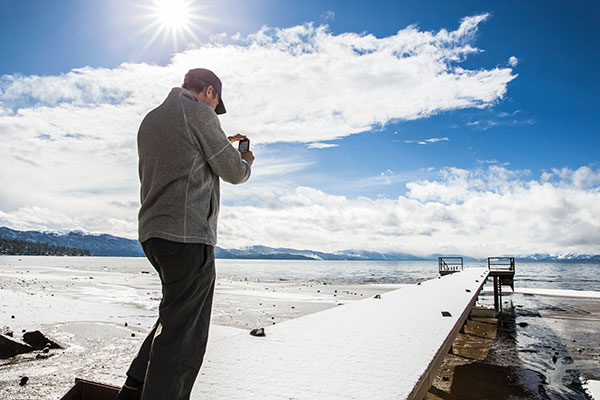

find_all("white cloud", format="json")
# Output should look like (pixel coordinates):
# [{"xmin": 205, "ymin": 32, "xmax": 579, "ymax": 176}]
[
  {"xmin": 404, "ymin": 137, "xmax": 449, "ymax": 145},
  {"xmin": 380, "ymin": 169, "xmax": 394, "ymax": 185},
  {"xmin": 216, "ymin": 166, "xmax": 600, "ymax": 257},
  {"xmin": 508, "ymin": 56, "xmax": 519, "ymax": 67},
  {"xmin": 306, "ymin": 142, "xmax": 339, "ymax": 149},
  {"xmin": 1, "ymin": 14, "xmax": 515, "ymax": 144},
  {"xmin": 321, "ymin": 10, "xmax": 335, "ymax": 22},
  {"xmin": 467, "ymin": 110, "xmax": 534, "ymax": 131},
  {"xmin": 476, "ymin": 159, "xmax": 509, "ymax": 166}
]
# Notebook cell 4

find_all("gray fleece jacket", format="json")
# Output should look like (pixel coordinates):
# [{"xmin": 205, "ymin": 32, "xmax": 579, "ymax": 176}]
[{"xmin": 137, "ymin": 87, "xmax": 251, "ymax": 246}]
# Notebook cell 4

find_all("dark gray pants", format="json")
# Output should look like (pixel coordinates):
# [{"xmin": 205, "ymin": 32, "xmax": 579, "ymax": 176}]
[{"xmin": 127, "ymin": 238, "xmax": 216, "ymax": 400}]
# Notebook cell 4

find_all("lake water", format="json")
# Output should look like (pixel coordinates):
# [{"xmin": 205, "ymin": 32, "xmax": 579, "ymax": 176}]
[{"xmin": 0, "ymin": 256, "xmax": 598, "ymax": 291}]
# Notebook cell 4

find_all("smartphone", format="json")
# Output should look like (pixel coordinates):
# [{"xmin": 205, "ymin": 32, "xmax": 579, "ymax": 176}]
[{"xmin": 238, "ymin": 138, "xmax": 250, "ymax": 153}]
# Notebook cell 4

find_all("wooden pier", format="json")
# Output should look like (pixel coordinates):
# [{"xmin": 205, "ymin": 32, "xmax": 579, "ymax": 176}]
[
  {"xmin": 488, "ymin": 257, "xmax": 516, "ymax": 311},
  {"xmin": 191, "ymin": 268, "xmax": 490, "ymax": 400}
]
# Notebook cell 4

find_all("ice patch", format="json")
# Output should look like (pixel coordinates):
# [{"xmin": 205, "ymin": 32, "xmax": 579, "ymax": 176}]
[{"xmin": 514, "ymin": 287, "xmax": 600, "ymax": 299}]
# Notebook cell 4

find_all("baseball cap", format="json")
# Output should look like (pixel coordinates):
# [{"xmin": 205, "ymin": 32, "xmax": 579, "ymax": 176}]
[{"xmin": 183, "ymin": 68, "xmax": 226, "ymax": 115}]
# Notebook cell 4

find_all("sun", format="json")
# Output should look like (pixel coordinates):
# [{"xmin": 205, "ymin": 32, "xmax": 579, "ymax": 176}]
[
  {"xmin": 135, "ymin": 0, "xmax": 212, "ymax": 52},
  {"xmin": 154, "ymin": 0, "xmax": 192, "ymax": 30}
]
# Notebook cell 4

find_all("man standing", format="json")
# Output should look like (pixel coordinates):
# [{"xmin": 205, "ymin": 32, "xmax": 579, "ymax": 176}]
[{"xmin": 119, "ymin": 68, "xmax": 253, "ymax": 400}]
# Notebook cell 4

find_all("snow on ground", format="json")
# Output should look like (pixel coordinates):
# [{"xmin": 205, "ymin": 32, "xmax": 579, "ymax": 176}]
[
  {"xmin": 584, "ymin": 380, "xmax": 600, "ymax": 399},
  {"xmin": 0, "ymin": 262, "xmax": 400, "ymax": 399}
]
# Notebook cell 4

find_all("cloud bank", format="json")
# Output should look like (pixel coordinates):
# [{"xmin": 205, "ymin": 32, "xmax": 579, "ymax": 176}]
[
  {"xmin": 1, "ymin": 14, "xmax": 515, "ymax": 145},
  {"xmin": 217, "ymin": 166, "xmax": 600, "ymax": 257},
  {"xmin": 1, "ymin": 164, "xmax": 598, "ymax": 257}
]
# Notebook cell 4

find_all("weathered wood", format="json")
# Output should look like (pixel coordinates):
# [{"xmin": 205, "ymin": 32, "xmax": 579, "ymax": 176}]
[{"xmin": 60, "ymin": 378, "xmax": 119, "ymax": 400}]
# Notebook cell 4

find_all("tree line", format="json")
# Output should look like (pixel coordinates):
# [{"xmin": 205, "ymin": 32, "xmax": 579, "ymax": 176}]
[{"xmin": 0, "ymin": 237, "xmax": 91, "ymax": 256}]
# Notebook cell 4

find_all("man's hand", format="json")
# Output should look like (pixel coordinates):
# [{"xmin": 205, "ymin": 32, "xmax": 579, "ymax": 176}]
[
  {"xmin": 241, "ymin": 151, "xmax": 255, "ymax": 166},
  {"xmin": 228, "ymin": 133, "xmax": 247, "ymax": 144}
]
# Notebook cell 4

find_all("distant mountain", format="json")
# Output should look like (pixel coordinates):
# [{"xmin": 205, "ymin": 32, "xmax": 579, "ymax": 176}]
[
  {"xmin": 0, "ymin": 237, "xmax": 91, "ymax": 256},
  {"xmin": 0, "ymin": 227, "xmax": 144, "ymax": 257},
  {"xmin": 515, "ymin": 253, "xmax": 600, "ymax": 262},
  {"xmin": 0, "ymin": 227, "xmax": 430, "ymax": 260},
  {"xmin": 214, "ymin": 245, "xmax": 429, "ymax": 260},
  {"xmin": 1, "ymin": 227, "xmax": 598, "ymax": 261}
]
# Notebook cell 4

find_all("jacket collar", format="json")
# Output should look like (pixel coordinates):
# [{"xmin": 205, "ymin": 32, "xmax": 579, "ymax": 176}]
[{"xmin": 171, "ymin": 87, "xmax": 198, "ymax": 102}]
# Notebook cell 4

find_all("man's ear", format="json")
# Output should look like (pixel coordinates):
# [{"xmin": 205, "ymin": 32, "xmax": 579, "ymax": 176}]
[{"xmin": 207, "ymin": 85, "xmax": 217, "ymax": 99}]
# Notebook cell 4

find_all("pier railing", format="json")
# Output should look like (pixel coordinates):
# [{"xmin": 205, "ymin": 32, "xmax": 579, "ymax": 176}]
[
  {"xmin": 487, "ymin": 257, "xmax": 516, "ymax": 311},
  {"xmin": 487, "ymin": 257, "xmax": 515, "ymax": 273},
  {"xmin": 438, "ymin": 257, "xmax": 463, "ymax": 276}
]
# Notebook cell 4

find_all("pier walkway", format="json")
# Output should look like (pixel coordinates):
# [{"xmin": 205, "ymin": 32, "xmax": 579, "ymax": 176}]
[{"xmin": 191, "ymin": 267, "xmax": 489, "ymax": 400}]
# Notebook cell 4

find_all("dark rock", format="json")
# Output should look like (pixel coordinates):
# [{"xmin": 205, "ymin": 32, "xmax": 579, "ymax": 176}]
[
  {"xmin": 42, "ymin": 347, "xmax": 50, "ymax": 353},
  {"xmin": 250, "ymin": 328, "xmax": 265, "ymax": 337},
  {"xmin": 1, "ymin": 326, "xmax": 13, "ymax": 337},
  {"xmin": 442, "ymin": 376, "xmax": 450, "ymax": 382},
  {"xmin": 36, "ymin": 353, "xmax": 52, "ymax": 360},
  {"xmin": 552, "ymin": 355, "xmax": 558, "ymax": 364},
  {"xmin": 0, "ymin": 334, "xmax": 33, "ymax": 359},
  {"xmin": 518, "ymin": 322, "xmax": 529, "ymax": 327},
  {"xmin": 374, "ymin": 294, "xmax": 381, "ymax": 299},
  {"xmin": 19, "ymin": 376, "xmax": 29, "ymax": 386},
  {"xmin": 131, "ymin": 333, "xmax": 136, "ymax": 337},
  {"xmin": 22, "ymin": 331, "xmax": 63, "ymax": 350},
  {"xmin": 11, "ymin": 315, "xmax": 15, "ymax": 319},
  {"xmin": 124, "ymin": 322, "xmax": 128, "ymax": 327}
]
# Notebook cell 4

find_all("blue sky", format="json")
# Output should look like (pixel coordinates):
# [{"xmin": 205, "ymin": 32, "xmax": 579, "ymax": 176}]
[{"xmin": 0, "ymin": 0, "xmax": 598, "ymax": 256}]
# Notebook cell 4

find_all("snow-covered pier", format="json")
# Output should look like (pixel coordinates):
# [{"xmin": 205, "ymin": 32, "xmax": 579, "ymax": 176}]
[{"xmin": 192, "ymin": 267, "xmax": 489, "ymax": 400}]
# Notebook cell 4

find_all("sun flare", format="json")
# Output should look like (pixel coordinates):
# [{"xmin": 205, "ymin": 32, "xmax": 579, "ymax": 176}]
[
  {"xmin": 154, "ymin": 0, "xmax": 191, "ymax": 30},
  {"xmin": 136, "ymin": 0, "xmax": 212, "ymax": 52}
]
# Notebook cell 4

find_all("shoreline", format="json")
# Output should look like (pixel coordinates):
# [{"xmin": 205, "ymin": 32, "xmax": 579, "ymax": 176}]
[{"xmin": 1, "ymin": 261, "xmax": 598, "ymax": 399}]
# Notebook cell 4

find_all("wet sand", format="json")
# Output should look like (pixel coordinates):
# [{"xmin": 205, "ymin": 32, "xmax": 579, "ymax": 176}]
[{"xmin": 427, "ymin": 293, "xmax": 600, "ymax": 399}]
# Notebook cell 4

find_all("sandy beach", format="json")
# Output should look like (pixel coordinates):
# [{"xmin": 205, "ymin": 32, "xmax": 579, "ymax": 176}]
[{"xmin": 1, "ymin": 257, "xmax": 599, "ymax": 399}]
